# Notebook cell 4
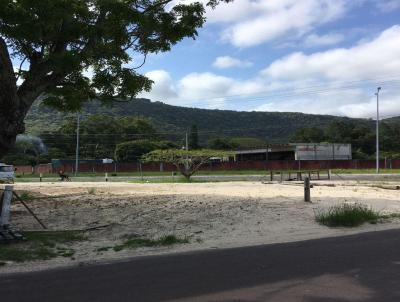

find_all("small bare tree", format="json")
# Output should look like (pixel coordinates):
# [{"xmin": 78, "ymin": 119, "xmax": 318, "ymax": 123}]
[{"xmin": 142, "ymin": 149, "xmax": 233, "ymax": 180}]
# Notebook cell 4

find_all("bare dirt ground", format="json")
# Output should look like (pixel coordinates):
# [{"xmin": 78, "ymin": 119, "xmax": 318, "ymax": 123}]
[{"xmin": 2, "ymin": 180, "xmax": 400, "ymax": 274}]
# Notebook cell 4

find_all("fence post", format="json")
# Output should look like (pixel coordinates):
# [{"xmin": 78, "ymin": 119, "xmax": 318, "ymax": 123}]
[
  {"xmin": 0, "ymin": 186, "xmax": 13, "ymax": 227},
  {"xmin": 304, "ymin": 177, "xmax": 311, "ymax": 202},
  {"xmin": 139, "ymin": 161, "xmax": 143, "ymax": 181}
]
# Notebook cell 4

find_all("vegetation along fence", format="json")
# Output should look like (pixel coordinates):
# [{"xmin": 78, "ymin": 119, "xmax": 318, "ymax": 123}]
[{"xmin": 13, "ymin": 159, "xmax": 400, "ymax": 174}]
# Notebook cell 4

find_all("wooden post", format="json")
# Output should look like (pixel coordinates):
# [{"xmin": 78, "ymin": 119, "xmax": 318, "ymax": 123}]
[
  {"xmin": 40, "ymin": 173, "xmax": 43, "ymax": 182},
  {"xmin": 0, "ymin": 186, "xmax": 13, "ymax": 226},
  {"xmin": 304, "ymin": 177, "xmax": 311, "ymax": 202},
  {"xmin": 328, "ymin": 169, "xmax": 331, "ymax": 180},
  {"xmin": 105, "ymin": 172, "xmax": 108, "ymax": 182},
  {"xmin": 139, "ymin": 162, "xmax": 143, "ymax": 181},
  {"xmin": 270, "ymin": 171, "xmax": 273, "ymax": 181}
]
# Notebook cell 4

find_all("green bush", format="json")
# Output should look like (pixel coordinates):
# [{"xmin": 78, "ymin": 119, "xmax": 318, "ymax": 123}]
[
  {"xmin": 114, "ymin": 139, "xmax": 173, "ymax": 162},
  {"xmin": 316, "ymin": 203, "xmax": 380, "ymax": 227}
]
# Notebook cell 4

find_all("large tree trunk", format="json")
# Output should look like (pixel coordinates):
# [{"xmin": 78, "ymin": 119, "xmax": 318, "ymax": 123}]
[
  {"xmin": 0, "ymin": 104, "xmax": 26, "ymax": 159},
  {"xmin": 0, "ymin": 37, "xmax": 29, "ymax": 159}
]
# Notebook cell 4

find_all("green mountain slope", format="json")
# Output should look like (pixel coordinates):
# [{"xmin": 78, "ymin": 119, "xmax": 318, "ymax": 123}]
[{"xmin": 25, "ymin": 98, "xmax": 375, "ymax": 143}]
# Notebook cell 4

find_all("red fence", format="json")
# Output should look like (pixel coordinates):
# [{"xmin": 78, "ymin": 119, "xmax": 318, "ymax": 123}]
[
  {"xmin": 15, "ymin": 164, "xmax": 52, "ymax": 174},
  {"xmin": 15, "ymin": 159, "xmax": 400, "ymax": 174}
]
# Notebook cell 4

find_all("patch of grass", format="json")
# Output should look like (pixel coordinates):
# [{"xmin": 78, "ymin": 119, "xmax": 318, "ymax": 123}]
[
  {"xmin": 113, "ymin": 235, "xmax": 189, "ymax": 252},
  {"xmin": 57, "ymin": 249, "xmax": 75, "ymax": 257},
  {"xmin": 87, "ymin": 187, "xmax": 96, "ymax": 195},
  {"xmin": 380, "ymin": 213, "xmax": 400, "ymax": 219},
  {"xmin": 96, "ymin": 246, "xmax": 112, "ymax": 252},
  {"xmin": 316, "ymin": 203, "xmax": 380, "ymax": 227},
  {"xmin": 0, "ymin": 231, "xmax": 86, "ymax": 263},
  {"xmin": 18, "ymin": 191, "xmax": 35, "ymax": 201}
]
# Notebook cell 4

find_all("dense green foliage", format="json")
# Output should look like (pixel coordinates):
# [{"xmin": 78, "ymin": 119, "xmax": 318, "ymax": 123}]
[
  {"xmin": 208, "ymin": 137, "xmax": 268, "ymax": 150},
  {"xmin": 114, "ymin": 139, "xmax": 174, "ymax": 162},
  {"xmin": 39, "ymin": 114, "xmax": 161, "ymax": 159},
  {"xmin": 25, "ymin": 98, "xmax": 374, "ymax": 144},
  {"xmin": 10, "ymin": 100, "xmax": 400, "ymax": 163},
  {"xmin": 0, "ymin": 0, "xmax": 228, "ymax": 110},
  {"xmin": 1, "ymin": 135, "xmax": 49, "ymax": 165},
  {"xmin": 189, "ymin": 124, "xmax": 199, "ymax": 149},
  {"xmin": 0, "ymin": 0, "xmax": 231, "ymax": 158},
  {"xmin": 291, "ymin": 119, "xmax": 400, "ymax": 158}
]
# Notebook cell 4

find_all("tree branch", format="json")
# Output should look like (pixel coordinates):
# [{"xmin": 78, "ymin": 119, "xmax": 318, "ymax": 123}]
[{"xmin": 15, "ymin": 56, "xmax": 27, "ymax": 82}]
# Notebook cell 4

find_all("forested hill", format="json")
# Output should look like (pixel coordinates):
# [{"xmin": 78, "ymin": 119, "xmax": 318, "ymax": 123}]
[{"xmin": 25, "ymin": 98, "xmax": 375, "ymax": 143}]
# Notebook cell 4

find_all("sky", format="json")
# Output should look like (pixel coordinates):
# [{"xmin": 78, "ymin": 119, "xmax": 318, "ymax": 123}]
[{"xmin": 134, "ymin": 0, "xmax": 400, "ymax": 119}]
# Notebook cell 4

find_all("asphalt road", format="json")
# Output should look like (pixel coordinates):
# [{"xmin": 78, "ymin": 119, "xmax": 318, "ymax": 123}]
[{"xmin": 1, "ymin": 229, "xmax": 400, "ymax": 302}]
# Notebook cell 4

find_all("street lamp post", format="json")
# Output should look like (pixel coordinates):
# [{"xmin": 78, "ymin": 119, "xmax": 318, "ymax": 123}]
[{"xmin": 375, "ymin": 87, "xmax": 381, "ymax": 174}]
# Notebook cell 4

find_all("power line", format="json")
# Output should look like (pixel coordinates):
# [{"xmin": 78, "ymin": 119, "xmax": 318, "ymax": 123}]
[{"xmin": 171, "ymin": 76, "xmax": 400, "ymax": 107}]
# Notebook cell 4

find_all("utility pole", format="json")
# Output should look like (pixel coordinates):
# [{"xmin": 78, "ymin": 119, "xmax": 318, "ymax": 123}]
[
  {"xmin": 375, "ymin": 87, "xmax": 381, "ymax": 174},
  {"xmin": 185, "ymin": 130, "xmax": 189, "ymax": 170},
  {"xmin": 185, "ymin": 130, "xmax": 189, "ymax": 151},
  {"xmin": 75, "ymin": 113, "xmax": 80, "ymax": 176}
]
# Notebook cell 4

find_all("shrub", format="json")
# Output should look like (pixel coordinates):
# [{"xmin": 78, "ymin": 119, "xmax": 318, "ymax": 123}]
[
  {"xmin": 316, "ymin": 203, "xmax": 380, "ymax": 227},
  {"xmin": 114, "ymin": 139, "xmax": 172, "ymax": 162}
]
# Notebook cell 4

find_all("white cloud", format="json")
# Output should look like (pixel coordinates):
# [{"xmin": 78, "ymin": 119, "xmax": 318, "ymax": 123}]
[
  {"xmin": 138, "ymin": 70, "xmax": 177, "ymax": 101},
  {"xmin": 253, "ymin": 87, "xmax": 400, "ymax": 119},
  {"xmin": 213, "ymin": 56, "xmax": 253, "ymax": 69},
  {"xmin": 303, "ymin": 33, "xmax": 344, "ymax": 47},
  {"xmin": 141, "ymin": 26, "xmax": 400, "ymax": 118},
  {"xmin": 140, "ymin": 70, "xmax": 265, "ymax": 108},
  {"xmin": 262, "ymin": 25, "xmax": 400, "ymax": 81},
  {"xmin": 178, "ymin": 72, "xmax": 235, "ymax": 101},
  {"xmin": 212, "ymin": 0, "xmax": 348, "ymax": 48},
  {"xmin": 253, "ymin": 25, "xmax": 400, "ymax": 117}
]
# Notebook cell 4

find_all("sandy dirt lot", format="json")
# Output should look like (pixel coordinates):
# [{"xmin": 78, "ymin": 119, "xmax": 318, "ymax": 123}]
[{"xmin": 2, "ymin": 180, "xmax": 400, "ymax": 274}]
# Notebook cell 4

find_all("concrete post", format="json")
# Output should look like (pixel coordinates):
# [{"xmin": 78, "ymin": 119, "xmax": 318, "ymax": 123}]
[
  {"xmin": 0, "ymin": 186, "xmax": 13, "ymax": 226},
  {"xmin": 304, "ymin": 177, "xmax": 311, "ymax": 202}
]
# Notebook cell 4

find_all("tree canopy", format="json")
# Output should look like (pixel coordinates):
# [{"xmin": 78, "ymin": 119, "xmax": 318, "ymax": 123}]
[
  {"xmin": 208, "ymin": 137, "xmax": 267, "ymax": 150},
  {"xmin": 0, "ymin": 0, "xmax": 231, "ymax": 157},
  {"xmin": 115, "ymin": 139, "xmax": 174, "ymax": 162},
  {"xmin": 40, "ymin": 114, "xmax": 160, "ymax": 159},
  {"xmin": 290, "ymin": 119, "xmax": 400, "ymax": 159}
]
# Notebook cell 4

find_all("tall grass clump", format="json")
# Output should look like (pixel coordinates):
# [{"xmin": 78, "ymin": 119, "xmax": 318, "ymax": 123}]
[
  {"xmin": 113, "ymin": 235, "xmax": 189, "ymax": 252},
  {"xmin": 316, "ymin": 203, "xmax": 380, "ymax": 227}
]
